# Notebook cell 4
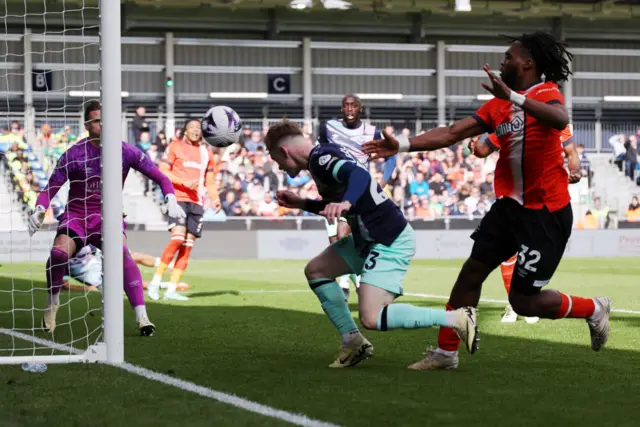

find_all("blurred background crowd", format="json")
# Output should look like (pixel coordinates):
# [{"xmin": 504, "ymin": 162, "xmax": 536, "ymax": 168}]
[{"xmin": 5, "ymin": 106, "xmax": 638, "ymax": 228}]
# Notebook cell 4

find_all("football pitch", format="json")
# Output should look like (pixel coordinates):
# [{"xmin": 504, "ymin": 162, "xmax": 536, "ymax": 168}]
[{"xmin": 1, "ymin": 258, "xmax": 639, "ymax": 427}]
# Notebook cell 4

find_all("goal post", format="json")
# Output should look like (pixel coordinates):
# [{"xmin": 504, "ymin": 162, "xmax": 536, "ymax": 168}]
[
  {"xmin": 100, "ymin": 0, "xmax": 125, "ymax": 365},
  {"xmin": 0, "ymin": 1, "xmax": 123, "ymax": 365}
]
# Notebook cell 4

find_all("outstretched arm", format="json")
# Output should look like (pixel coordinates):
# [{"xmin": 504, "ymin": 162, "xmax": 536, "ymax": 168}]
[
  {"xmin": 406, "ymin": 118, "xmax": 488, "ymax": 152},
  {"xmin": 363, "ymin": 118, "xmax": 487, "ymax": 159},
  {"xmin": 129, "ymin": 148, "xmax": 176, "ymax": 197},
  {"xmin": 159, "ymin": 161, "xmax": 182, "ymax": 186},
  {"xmin": 35, "ymin": 154, "xmax": 69, "ymax": 210}
]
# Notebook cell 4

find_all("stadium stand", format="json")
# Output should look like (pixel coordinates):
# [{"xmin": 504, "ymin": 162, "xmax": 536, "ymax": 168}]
[{"xmin": 5, "ymin": 113, "xmax": 640, "ymax": 230}]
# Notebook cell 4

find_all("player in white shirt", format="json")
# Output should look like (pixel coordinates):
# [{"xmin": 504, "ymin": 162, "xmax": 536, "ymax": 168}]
[
  {"xmin": 316, "ymin": 94, "xmax": 397, "ymax": 300},
  {"xmin": 62, "ymin": 246, "xmax": 188, "ymax": 292}
]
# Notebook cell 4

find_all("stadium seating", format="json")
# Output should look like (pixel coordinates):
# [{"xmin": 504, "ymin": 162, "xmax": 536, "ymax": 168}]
[{"xmin": 5, "ymin": 116, "xmax": 638, "ymax": 229}]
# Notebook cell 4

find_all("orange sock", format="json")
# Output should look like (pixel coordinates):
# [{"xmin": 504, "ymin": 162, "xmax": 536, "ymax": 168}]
[
  {"xmin": 553, "ymin": 293, "xmax": 596, "ymax": 319},
  {"xmin": 157, "ymin": 234, "xmax": 185, "ymax": 276},
  {"xmin": 437, "ymin": 303, "xmax": 461, "ymax": 352},
  {"xmin": 501, "ymin": 255, "xmax": 517, "ymax": 295},
  {"xmin": 170, "ymin": 239, "xmax": 193, "ymax": 285}
]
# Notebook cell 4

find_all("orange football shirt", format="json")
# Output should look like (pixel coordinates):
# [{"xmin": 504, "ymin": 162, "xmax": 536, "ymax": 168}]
[
  {"xmin": 162, "ymin": 139, "xmax": 215, "ymax": 205},
  {"xmin": 473, "ymin": 81, "xmax": 570, "ymax": 212}
]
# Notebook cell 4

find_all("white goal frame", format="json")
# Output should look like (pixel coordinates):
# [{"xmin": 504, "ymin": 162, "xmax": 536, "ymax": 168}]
[{"xmin": 0, "ymin": 1, "xmax": 124, "ymax": 365}]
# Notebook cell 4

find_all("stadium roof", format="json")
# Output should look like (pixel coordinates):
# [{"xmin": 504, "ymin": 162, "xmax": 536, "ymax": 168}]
[
  {"xmin": 131, "ymin": 0, "xmax": 640, "ymax": 19},
  {"xmin": 7, "ymin": 0, "xmax": 640, "ymax": 19},
  {"xmin": 5, "ymin": 0, "xmax": 640, "ymax": 42}
]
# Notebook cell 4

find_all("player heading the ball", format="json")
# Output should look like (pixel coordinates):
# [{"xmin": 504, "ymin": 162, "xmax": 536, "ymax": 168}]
[{"xmin": 265, "ymin": 120, "xmax": 478, "ymax": 368}]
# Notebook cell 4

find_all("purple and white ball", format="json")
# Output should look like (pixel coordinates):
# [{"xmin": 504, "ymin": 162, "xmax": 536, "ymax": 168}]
[{"xmin": 201, "ymin": 106, "xmax": 242, "ymax": 148}]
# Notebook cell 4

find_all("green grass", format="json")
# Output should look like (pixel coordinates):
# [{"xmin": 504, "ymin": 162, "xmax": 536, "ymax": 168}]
[{"xmin": 1, "ymin": 258, "xmax": 639, "ymax": 427}]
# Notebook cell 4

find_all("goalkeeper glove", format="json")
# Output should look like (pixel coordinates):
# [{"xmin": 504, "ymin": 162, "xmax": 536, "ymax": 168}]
[
  {"xmin": 165, "ymin": 194, "xmax": 186, "ymax": 219},
  {"xmin": 28, "ymin": 205, "xmax": 46, "ymax": 237}
]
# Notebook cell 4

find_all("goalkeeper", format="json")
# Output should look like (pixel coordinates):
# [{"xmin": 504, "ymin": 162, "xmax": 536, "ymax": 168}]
[{"xmin": 29, "ymin": 101, "xmax": 186, "ymax": 337}]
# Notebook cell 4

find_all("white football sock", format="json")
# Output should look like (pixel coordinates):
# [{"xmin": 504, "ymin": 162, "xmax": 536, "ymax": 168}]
[
  {"xmin": 166, "ymin": 282, "xmax": 177, "ymax": 293},
  {"xmin": 48, "ymin": 292, "xmax": 60, "ymax": 307},
  {"xmin": 341, "ymin": 330, "xmax": 360, "ymax": 345},
  {"xmin": 134, "ymin": 305, "xmax": 147, "ymax": 322},
  {"xmin": 435, "ymin": 347, "xmax": 458, "ymax": 357},
  {"xmin": 589, "ymin": 299, "xmax": 601, "ymax": 319},
  {"xmin": 150, "ymin": 274, "xmax": 162, "ymax": 287},
  {"xmin": 444, "ymin": 311, "xmax": 460, "ymax": 328}
]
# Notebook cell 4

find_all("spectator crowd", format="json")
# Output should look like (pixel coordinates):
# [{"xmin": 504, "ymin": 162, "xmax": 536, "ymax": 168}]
[
  {"xmin": 1, "ymin": 109, "xmax": 604, "ymax": 225},
  {"xmin": 135, "ymin": 121, "xmax": 503, "ymax": 220},
  {"xmin": 609, "ymin": 128, "xmax": 640, "ymax": 184}
]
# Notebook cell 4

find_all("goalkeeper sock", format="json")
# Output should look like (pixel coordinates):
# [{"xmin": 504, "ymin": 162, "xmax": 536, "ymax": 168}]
[
  {"xmin": 309, "ymin": 278, "xmax": 359, "ymax": 336},
  {"xmin": 376, "ymin": 304, "xmax": 450, "ymax": 330},
  {"xmin": 46, "ymin": 247, "xmax": 69, "ymax": 306},
  {"xmin": 123, "ymin": 246, "xmax": 145, "ymax": 308},
  {"xmin": 134, "ymin": 306, "xmax": 148, "ymax": 322}
]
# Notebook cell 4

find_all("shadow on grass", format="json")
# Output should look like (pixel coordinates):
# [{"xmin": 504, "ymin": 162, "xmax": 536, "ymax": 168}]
[
  {"xmin": 133, "ymin": 299, "xmax": 639, "ymax": 427},
  {"xmin": 186, "ymin": 290, "xmax": 241, "ymax": 298},
  {"xmin": 2, "ymin": 275, "xmax": 639, "ymax": 427}
]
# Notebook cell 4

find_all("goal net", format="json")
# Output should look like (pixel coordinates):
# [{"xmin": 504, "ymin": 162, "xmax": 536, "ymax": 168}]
[{"xmin": 0, "ymin": 1, "xmax": 123, "ymax": 364}]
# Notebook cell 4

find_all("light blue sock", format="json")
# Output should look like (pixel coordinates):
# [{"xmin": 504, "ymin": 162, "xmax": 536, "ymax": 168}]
[
  {"xmin": 309, "ymin": 278, "xmax": 358, "ymax": 335},
  {"xmin": 377, "ymin": 303, "xmax": 449, "ymax": 331}
]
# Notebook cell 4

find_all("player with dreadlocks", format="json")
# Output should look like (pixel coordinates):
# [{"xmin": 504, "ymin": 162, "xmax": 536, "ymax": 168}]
[{"xmin": 363, "ymin": 31, "xmax": 611, "ymax": 371}]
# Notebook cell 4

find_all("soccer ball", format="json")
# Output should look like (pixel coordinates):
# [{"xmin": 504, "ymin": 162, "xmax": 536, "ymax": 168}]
[{"xmin": 201, "ymin": 106, "xmax": 242, "ymax": 148}]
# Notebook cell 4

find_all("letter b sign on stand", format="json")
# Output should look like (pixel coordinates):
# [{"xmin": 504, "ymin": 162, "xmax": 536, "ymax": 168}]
[{"xmin": 32, "ymin": 70, "xmax": 52, "ymax": 92}]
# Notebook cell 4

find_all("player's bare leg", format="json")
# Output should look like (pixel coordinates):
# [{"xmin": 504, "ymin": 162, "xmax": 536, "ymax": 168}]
[
  {"xmin": 43, "ymin": 234, "xmax": 76, "ymax": 333},
  {"xmin": 304, "ymin": 245, "xmax": 373, "ymax": 368},
  {"xmin": 508, "ymin": 288, "xmax": 610, "ymax": 351},
  {"xmin": 164, "ymin": 232, "xmax": 195, "ymax": 301},
  {"xmin": 148, "ymin": 225, "xmax": 186, "ymax": 300},
  {"xmin": 132, "ymin": 251, "xmax": 176, "ymax": 271}
]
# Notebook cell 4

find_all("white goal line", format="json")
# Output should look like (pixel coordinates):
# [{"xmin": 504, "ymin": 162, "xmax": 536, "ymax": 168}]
[{"xmin": 0, "ymin": 329, "xmax": 340, "ymax": 427}]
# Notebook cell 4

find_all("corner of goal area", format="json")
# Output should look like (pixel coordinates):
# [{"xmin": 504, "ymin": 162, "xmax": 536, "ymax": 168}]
[{"xmin": 0, "ymin": 328, "xmax": 106, "ymax": 365}]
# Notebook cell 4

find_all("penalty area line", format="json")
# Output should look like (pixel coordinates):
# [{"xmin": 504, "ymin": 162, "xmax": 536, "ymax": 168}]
[{"xmin": 0, "ymin": 329, "xmax": 340, "ymax": 427}]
